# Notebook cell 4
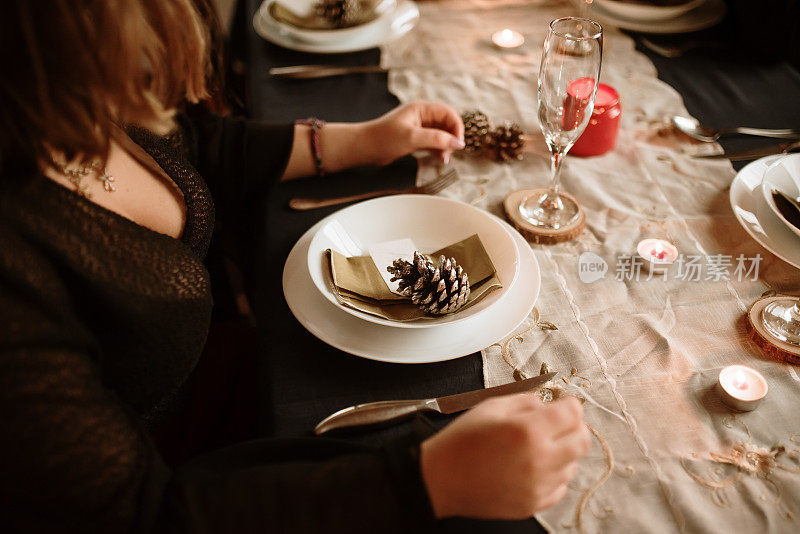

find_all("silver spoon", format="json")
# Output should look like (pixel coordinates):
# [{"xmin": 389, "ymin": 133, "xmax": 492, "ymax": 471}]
[{"xmin": 672, "ymin": 116, "xmax": 800, "ymax": 142}]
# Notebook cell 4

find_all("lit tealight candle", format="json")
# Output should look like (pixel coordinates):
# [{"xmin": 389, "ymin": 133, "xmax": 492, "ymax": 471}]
[
  {"xmin": 492, "ymin": 29, "xmax": 524, "ymax": 49},
  {"xmin": 718, "ymin": 365, "xmax": 768, "ymax": 411},
  {"xmin": 636, "ymin": 239, "xmax": 678, "ymax": 270}
]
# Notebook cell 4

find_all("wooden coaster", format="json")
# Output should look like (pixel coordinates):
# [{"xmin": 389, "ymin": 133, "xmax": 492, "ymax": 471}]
[
  {"xmin": 503, "ymin": 188, "xmax": 586, "ymax": 244},
  {"xmin": 746, "ymin": 296, "xmax": 800, "ymax": 365}
]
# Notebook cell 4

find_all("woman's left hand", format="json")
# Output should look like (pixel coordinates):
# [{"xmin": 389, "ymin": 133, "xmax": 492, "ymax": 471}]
[
  {"xmin": 361, "ymin": 101, "xmax": 465, "ymax": 166},
  {"xmin": 282, "ymin": 101, "xmax": 465, "ymax": 181}
]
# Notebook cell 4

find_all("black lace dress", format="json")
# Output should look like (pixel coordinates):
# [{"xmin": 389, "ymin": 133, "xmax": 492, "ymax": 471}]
[{"xmin": 0, "ymin": 114, "xmax": 435, "ymax": 533}]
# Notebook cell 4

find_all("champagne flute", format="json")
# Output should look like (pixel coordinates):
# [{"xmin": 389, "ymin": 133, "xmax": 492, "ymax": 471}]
[
  {"xmin": 519, "ymin": 17, "xmax": 603, "ymax": 229},
  {"xmin": 762, "ymin": 297, "xmax": 800, "ymax": 346}
]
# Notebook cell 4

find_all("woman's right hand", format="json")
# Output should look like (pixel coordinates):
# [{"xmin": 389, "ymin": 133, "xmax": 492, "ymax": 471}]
[{"xmin": 420, "ymin": 394, "xmax": 590, "ymax": 519}]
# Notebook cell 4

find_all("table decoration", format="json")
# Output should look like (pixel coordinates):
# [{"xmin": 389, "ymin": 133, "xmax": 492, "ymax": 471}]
[
  {"xmin": 329, "ymin": 234, "xmax": 499, "ymax": 321},
  {"xmin": 747, "ymin": 297, "xmax": 800, "ymax": 363},
  {"xmin": 461, "ymin": 110, "xmax": 491, "ymax": 154},
  {"xmin": 387, "ymin": 252, "xmax": 471, "ymax": 314},
  {"xmin": 460, "ymin": 110, "xmax": 525, "ymax": 161},
  {"xmin": 636, "ymin": 238, "xmax": 678, "ymax": 271},
  {"xmin": 514, "ymin": 16, "xmax": 602, "ymax": 241},
  {"xmin": 314, "ymin": 0, "xmax": 361, "ymax": 27},
  {"xmin": 491, "ymin": 28, "xmax": 525, "ymax": 49},
  {"xmin": 717, "ymin": 365, "xmax": 768, "ymax": 411},
  {"xmin": 503, "ymin": 188, "xmax": 586, "ymax": 244},
  {"xmin": 570, "ymin": 83, "xmax": 621, "ymax": 157}
]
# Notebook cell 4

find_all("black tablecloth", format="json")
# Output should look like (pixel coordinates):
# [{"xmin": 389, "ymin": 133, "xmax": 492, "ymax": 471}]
[
  {"xmin": 243, "ymin": 2, "xmax": 484, "ymax": 443},
  {"xmin": 241, "ymin": 1, "xmax": 800, "ymax": 442}
]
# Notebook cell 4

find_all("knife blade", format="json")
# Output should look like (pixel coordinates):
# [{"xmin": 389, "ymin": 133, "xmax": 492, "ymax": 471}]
[
  {"xmin": 314, "ymin": 372, "xmax": 557, "ymax": 435},
  {"xmin": 692, "ymin": 140, "xmax": 800, "ymax": 161},
  {"xmin": 269, "ymin": 64, "xmax": 388, "ymax": 79}
]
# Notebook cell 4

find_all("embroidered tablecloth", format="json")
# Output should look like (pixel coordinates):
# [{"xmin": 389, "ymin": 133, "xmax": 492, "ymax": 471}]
[{"xmin": 381, "ymin": 1, "xmax": 800, "ymax": 532}]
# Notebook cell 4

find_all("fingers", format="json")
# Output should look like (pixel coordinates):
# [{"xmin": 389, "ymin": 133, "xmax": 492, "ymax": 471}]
[
  {"xmin": 409, "ymin": 127, "xmax": 465, "ymax": 163},
  {"xmin": 551, "ymin": 424, "xmax": 592, "ymax": 468},
  {"xmin": 511, "ymin": 396, "xmax": 583, "ymax": 439},
  {"xmin": 477, "ymin": 392, "xmax": 543, "ymax": 416},
  {"xmin": 414, "ymin": 101, "xmax": 465, "ymax": 140}
]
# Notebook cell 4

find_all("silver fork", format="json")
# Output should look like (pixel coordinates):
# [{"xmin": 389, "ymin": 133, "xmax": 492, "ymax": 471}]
[{"xmin": 288, "ymin": 168, "xmax": 458, "ymax": 211}]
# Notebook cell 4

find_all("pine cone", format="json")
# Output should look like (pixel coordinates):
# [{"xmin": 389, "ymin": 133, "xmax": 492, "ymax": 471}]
[
  {"xmin": 461, "ymin": 110, "xmax": 491, "ymax": 155},
  {"xmin": 489, "ymin": 121, "xmax": 525, "ymax": 161},
  {"xmin": 315, "ymin": 0, "xmax": 360, "ymax": 28},
  {"xmin": 387, "ymin": 252, "xmax": 471, "ymax": 315}
]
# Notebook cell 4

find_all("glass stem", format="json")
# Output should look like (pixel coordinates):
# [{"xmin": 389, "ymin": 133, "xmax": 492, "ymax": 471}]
[{"xmin": 541, "ymin": 150, "xmax": 565, "ymax": 210}]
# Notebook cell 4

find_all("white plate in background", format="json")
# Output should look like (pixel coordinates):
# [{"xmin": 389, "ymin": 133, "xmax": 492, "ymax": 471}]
[
  {"xmin": 593, "ymin": 0, "xmax": 705, "ymax": 21},
  {"xmin": 581, "ymin": 0, "xmax": 726, "ymax": 34},
  {"xmin": 730, "ymin": 155, "xmax": 800, "ymax": 270},
  {"xmin": 261, "ymin": 0, "xmax": 396, "ymax": 45},
  {"xmin": 761, "ymin": 154, "xmax": 800, "ymax": 239},
  {"xmin": 254, "ymin": 0, "xmax": 418, "ymax": 54}
]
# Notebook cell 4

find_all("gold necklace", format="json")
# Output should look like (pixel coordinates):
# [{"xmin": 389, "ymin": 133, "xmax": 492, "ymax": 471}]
[{"xmin": 56, "ymin": 159, "xmax": 116, "ymax": 198}]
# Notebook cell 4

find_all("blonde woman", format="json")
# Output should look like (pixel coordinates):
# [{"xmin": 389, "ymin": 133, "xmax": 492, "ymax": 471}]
[{"xmin": 0, "ymin": 1, "xmax": 589, "ymax": 532}]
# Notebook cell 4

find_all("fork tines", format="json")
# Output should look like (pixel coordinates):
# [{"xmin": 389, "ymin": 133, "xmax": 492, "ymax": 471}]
[{"xmin": 418, "ymin": 168, "xmax": 458, "ymax": 195}]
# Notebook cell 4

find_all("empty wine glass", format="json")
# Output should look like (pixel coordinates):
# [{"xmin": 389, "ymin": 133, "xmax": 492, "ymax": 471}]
[
  {"xmin": 762, "ymin": 297, "xmax": 800, "ymax": 346},
  {"xmin": 519, "ymin": 17, "xmax": 603, "ymax": 229}
]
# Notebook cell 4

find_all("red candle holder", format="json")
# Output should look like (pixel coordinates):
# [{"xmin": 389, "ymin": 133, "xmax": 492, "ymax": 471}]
[{"xmin": 570, "ymin": 83, "xmax": 621, "ymax": 157}]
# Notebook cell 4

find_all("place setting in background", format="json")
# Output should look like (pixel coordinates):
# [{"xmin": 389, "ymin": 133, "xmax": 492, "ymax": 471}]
[
  {"xmin": 575, "ymin": 0, "xmax": 727, "ymax": 34},
  {"xmin": 729, "ymin": 152, "xmax": 800, "ymax": 363},
  {"xmin": 253, "ymin": 0, "xmax": 419, "ymax": 54},
  {"xmin": 677, "ymin": 112, "xmax": 800, "ymax": 361}
]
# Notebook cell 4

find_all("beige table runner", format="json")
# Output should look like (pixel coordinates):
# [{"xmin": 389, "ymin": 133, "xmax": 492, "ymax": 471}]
[{"xmin": 382, "ymin": 1, "xmax": 800, "ymax": 532}]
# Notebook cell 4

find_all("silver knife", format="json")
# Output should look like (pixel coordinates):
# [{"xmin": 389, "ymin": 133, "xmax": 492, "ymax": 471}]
[
  {"xmin": 692, "ymin": 140, "xmax": 800, "ymax": 161},
  {"xmin": 314, "ymin": 372, "xmax": 557, "ymax": 435},
  {"xmin": 269, "ymin": 65, "xmax": 388, "ymax": 79}
]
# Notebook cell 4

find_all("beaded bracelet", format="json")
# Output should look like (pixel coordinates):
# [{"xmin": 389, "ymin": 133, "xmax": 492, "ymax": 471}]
[{"xmin": 295, "ymin": 117, "xmax": 326, "ymax": 176}]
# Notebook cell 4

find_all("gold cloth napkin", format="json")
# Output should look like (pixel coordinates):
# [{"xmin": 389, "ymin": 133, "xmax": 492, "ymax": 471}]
[{"xmin": 328, "ymin": 234, "xmax": 502, "ymax": 322}]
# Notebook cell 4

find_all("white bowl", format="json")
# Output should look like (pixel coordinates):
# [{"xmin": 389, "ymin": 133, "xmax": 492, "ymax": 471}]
[
  {"xmin": 593, "ymin": 0, "xmax": 705, "ymax": 21},
  {"xmin": 307, "ymin": 194, "xmax": 521, "ymax": 328},
  {"xmin": 261, "ymin": 0, "xmax": 396, "ymax": 45},
  {"xmin": 762, "ymin": 154, "xmax": 800, "ymax": 239}
]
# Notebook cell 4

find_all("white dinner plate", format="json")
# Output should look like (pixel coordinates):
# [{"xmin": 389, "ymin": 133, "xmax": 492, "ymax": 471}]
[
  {"xmin": 582, "ymin": 0, "xmax": 726, "ymax": 34},
  {"xmin": 593, "ymin": 0, "xmax": 704, "ymax": 22},
  {"xmin": 283, "ymin": 216, "xmax": 541, "ymax": 363},
  {"xmin": 761, "ymin": 154, "xmax": 800, "ymax": 240},
  {"xmin": 254, "ymin": 0, "xmax": 419, "ymax": 54},
  {"xmin": 729, "ymin": 155, "xmax": 800, "ymax": 270},
  {"xmin": 307, "ymin": 194, "xmax": 521, "ymax": 329},
  {"xmin": 260, "ymin": 0, "xmax": 396, "ymax": 45}
]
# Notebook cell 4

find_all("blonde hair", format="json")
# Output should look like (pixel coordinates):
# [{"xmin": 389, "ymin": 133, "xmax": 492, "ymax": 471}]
[{"xmin": 0, "ymin": 0, "xmax": 217, "ymax": 183}]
